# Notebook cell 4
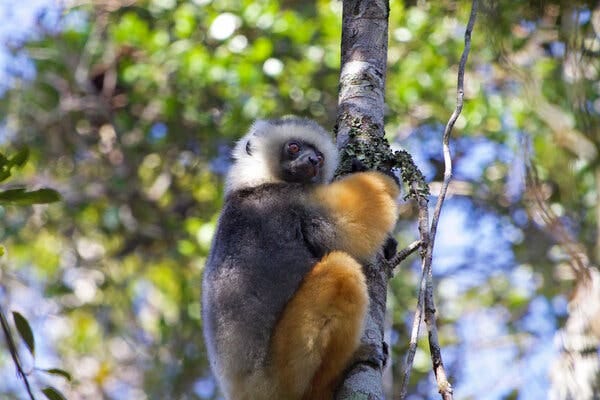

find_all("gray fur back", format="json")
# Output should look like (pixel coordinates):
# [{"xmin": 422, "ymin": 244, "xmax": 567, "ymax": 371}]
[{"xmin": 202, "ymin": 183, "xmax": 335, "ymax": 387}]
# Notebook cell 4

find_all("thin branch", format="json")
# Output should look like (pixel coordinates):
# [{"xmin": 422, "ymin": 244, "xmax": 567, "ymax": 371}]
[
  {"xmin": 399, "ymin": 1, "xmax": 478, "ymax": 399},
  {"xmin": 0, "ymin": 306, "xmax": 36, "ymax": 400},
  {"xmin": 430, "ymin": 0, "xmax": 478, "ymax": 242},
  {"xmin": 425, "ymin": 2, "xmax": 478, "ymax": 398}
]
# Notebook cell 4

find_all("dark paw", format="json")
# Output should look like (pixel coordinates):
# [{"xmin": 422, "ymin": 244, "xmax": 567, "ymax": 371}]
[
  {"xmin": 351, "ymin": 159, "xmax": 369, "ymax": 173},
  {"xmin": 383, "ymin": 235, "xmax": 398, "ymax": 260},
  {"xmin": 382, "ymin": 341, "xmax": 389, "ymax": 368}
]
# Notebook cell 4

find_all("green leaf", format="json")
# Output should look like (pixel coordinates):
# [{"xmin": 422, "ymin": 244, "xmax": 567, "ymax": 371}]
[
  {"xmin": 42, "ymin": 387, "xmax": 67, "ymax": 400},
  {"xmin": 40, "ymin": 368, "xmax": 72, "ymax": 381},
  {"xmin": 0, "ymin": 188, "xmax": 25, "ymax": 199},
  {"xmin": 9, "ymin": 148, "xmax": 29, "ymax": 168},
  {"xmin": 0, "ymin": 245, "xmax": 4, "ymax": 256},
  {"xmin": 20, "ymin": 188, "xmax": 61, "ymax": 204},
  {"xmin": 12, "ymin": 311, "xmax": 34, "ymax": 356},
  {"xmin": 0, "ymin": 169, "xmax": 11, "ymax": 182},
  {"xmin": 0, "ymin": 188, "xmax": 61, "ymax": 205}
]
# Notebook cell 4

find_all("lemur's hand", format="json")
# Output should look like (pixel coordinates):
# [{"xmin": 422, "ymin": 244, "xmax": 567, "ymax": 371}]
[
  {"xmin": 351, "ymin": 159, "xmax": 401, "ymax": 188},
  {"xmin": 351, "ymin": 159, "xmax": 369, "ymax": 173},
  {"xmin": 383, "ymin": 235, "xmax": 398, "ymax": 260}
]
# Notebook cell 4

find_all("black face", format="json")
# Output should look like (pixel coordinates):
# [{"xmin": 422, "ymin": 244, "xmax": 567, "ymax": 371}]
[{"xmin": 279, "ymin": 140, "xmax": 325, "ymax": 184}]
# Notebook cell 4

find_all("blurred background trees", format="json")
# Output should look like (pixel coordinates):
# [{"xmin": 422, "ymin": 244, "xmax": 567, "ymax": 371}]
[{"xmin": 0, "ymin": 0, "xmax": 599, "ymax": 399}]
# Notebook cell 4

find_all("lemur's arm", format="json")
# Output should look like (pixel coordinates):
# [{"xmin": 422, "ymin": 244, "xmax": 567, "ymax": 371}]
[{"xmin": 312, "ymin": 171, "xmax": 399, "ymax": 261}]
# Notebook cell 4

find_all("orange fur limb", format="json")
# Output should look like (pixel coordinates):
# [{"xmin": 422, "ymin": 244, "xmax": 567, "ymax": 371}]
[
  {"xmin": 270, "ymin": 251, "xmax": 369, "ymax": 400},
  {"xmin": 313, "ymin": 172, "xmax": 399, "ymax": 261}
]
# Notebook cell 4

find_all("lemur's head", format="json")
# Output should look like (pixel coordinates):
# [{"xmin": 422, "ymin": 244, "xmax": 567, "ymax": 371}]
[{"xmin": 225, "ymin": 117, "xmax": 339, "ymax": 195}]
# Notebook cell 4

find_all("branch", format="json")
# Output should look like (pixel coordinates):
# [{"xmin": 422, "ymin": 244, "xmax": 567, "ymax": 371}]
[
  {"xmin": 0, "ymin": 306, "xmax": 36, "ymax": 400},
  {"xmin": 399, "ymin": 1, "xmax": 478, "ymax": 399}
]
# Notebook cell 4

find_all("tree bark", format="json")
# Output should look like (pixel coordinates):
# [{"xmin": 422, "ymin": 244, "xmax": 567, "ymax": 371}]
[{"xmin": 335, "ymin": 1, "xmax": 390, "ymax": 399}]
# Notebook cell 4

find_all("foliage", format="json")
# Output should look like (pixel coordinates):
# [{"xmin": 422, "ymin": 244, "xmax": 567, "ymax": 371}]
[
  {"xmin": 0, "ymin": 149, "xmax": 65, "ymax": 399},
  {"xmin": 0, "ymin": 0, "xmax": 599, "ymax": 399}
]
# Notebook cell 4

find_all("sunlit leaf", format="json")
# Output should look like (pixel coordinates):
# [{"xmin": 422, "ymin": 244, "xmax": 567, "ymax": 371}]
[{"xmin": 12, "ymin": 311, "xmax": 34, "ymax": 356}]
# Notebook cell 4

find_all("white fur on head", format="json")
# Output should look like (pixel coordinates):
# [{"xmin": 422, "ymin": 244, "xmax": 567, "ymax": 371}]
[{"xmin": 225, "ymin": 117, "xmax": 339, "ymax": 195}]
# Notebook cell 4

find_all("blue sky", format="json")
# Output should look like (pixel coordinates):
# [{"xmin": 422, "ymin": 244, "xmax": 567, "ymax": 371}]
[{"xmin": 0, "ymin": 0, "xmax": 58, "ymax": 94}]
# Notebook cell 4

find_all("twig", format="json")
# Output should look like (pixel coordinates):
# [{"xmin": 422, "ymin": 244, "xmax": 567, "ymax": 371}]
[
  {"xmin": 387, "ymin": 240, "xmax": 422, "ymax": 269},
  {"xmin": 399, "ymin": 185, "xmax": 430, "ymax": 399},
  {"xmin": 0, "ymin": 306, "xmax": 36, "ymax": 400},
  {"xmin": 399, "ymin": 1, "xmax": 478, "ymax": 399}
]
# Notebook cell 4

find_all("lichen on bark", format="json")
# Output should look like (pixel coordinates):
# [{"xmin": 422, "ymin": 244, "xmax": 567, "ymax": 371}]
[{"xmin": 336, "ymin": 115, "xmax": 428, "ymax": 200}]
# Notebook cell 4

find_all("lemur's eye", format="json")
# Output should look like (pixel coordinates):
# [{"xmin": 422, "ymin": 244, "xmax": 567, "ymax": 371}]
[{"xmin": 288, "ymin": 142, "xmax": 300, "ymax": 154}]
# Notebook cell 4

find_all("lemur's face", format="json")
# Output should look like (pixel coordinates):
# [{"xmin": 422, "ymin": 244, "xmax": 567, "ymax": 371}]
[{"xmin": 279, "ymin": 139, "xmax": 325, "ymax": 184}]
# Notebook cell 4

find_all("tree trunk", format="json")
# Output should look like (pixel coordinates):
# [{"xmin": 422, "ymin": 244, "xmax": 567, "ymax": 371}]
[{"xmin": 335, "ymin": 0, "xmax": 390, "ymax": 398}]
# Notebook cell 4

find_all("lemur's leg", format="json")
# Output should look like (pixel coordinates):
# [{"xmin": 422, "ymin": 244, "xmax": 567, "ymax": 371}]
[{"xmin": 270, "ymin": 251, "xmax": 369, "ymax": 400}]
